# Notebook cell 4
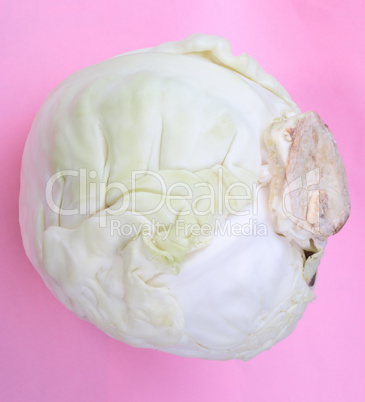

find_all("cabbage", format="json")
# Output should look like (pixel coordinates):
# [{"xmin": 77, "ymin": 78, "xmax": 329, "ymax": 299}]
[{"xmin": 19, "ymin": 34, "xmax": 350, "ymax": 360}]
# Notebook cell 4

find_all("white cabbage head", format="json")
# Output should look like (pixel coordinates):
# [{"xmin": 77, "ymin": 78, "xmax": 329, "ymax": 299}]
[{"xmin": 19, "ymin": 34, "xmax": 350, "ymax": 360}]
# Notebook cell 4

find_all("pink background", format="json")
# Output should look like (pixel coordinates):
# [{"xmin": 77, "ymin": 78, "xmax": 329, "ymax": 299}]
[{"xmin": 1, "ymin": 0, "xmax": 364, "ymax": 401}]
